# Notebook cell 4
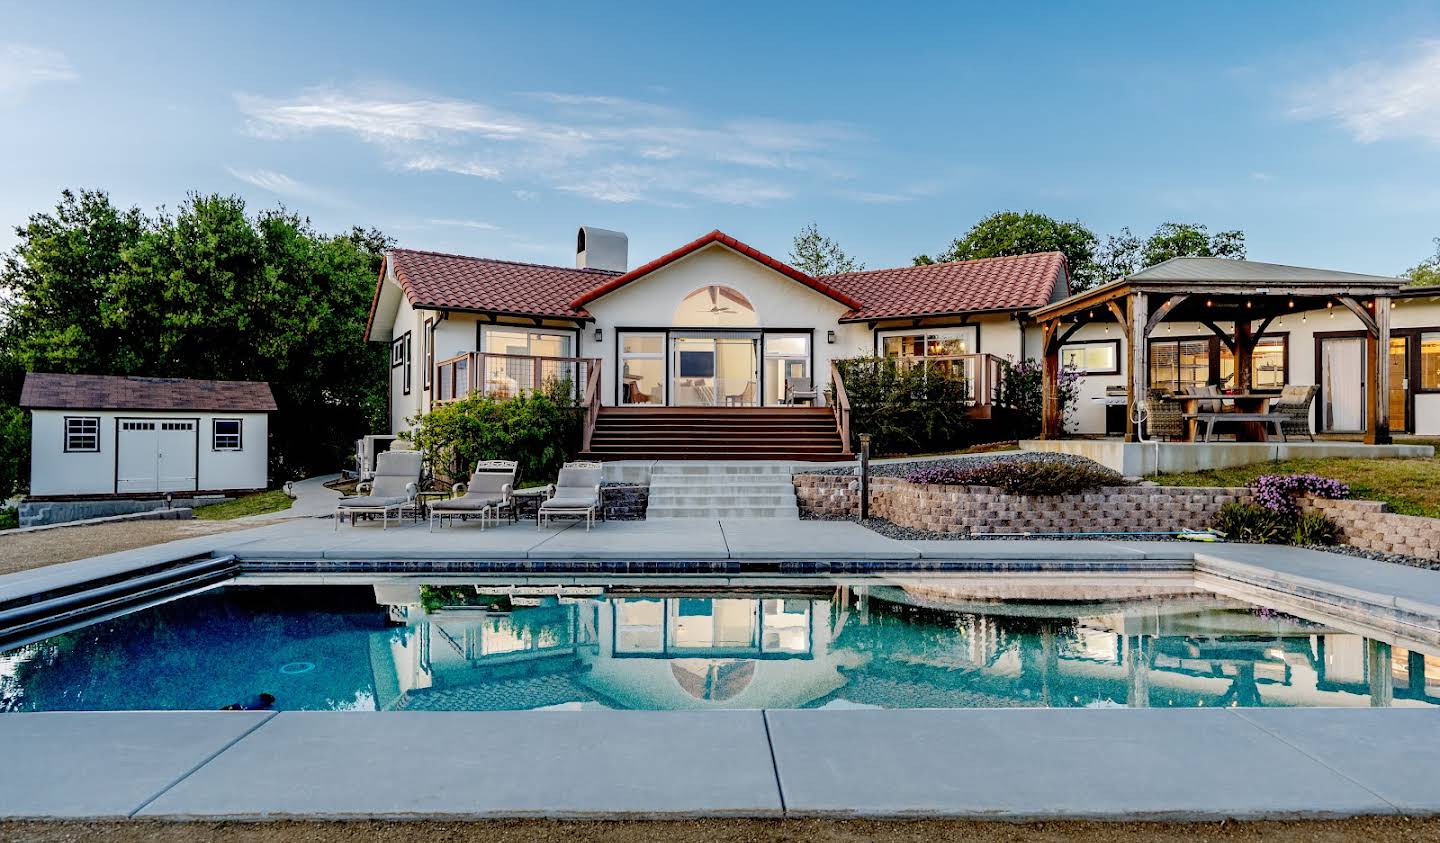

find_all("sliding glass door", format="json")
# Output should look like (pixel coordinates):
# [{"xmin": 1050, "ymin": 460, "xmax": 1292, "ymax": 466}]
[{"xmin": 671, "ymin": 334, "xmax": 759, "ymax": 407}]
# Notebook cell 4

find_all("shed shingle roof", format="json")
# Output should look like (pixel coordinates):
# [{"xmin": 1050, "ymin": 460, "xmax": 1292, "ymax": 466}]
[
  {"xmin": 20, "ymin": 373, "xmax": 278, "ymax": 412},
  {"xmin": 825, "ymin": 252, "xmax": 1068, "ymax": 322}
]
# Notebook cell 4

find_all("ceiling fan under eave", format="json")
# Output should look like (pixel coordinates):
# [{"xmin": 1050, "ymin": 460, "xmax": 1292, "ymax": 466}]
[{"xmin": 706, "ymin": 286, "xmax": 736, "ymax": 315}]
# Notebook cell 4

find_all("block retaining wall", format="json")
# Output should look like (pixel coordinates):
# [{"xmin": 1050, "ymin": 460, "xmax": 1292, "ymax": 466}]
[
  {"xmin": 793, "ymin": 474, "xmax": 1248, "ymax": 535},
  {"xmin": 1299, "ymin": 496, "xmax": 1440, "ymax": 561}
]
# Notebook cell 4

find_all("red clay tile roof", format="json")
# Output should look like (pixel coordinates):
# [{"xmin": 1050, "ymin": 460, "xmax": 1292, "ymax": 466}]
[
  {"xmin": 20, "ymin": 373, "xmax": 278, "ymax": 411},
  {"xmin": 825, "ymin": 252, "xmax": 1069, "ymax": 322},
  {"xmin": 571, "ymin": 230, "xmax": 864, "ymax": 311},
  {"xmin": 386, "ymin": 248, "xmax": 620, "ymax": 321},
  {"xmin": 367, "ymin": 239, "xmax": 1067, "ymax": 333}
]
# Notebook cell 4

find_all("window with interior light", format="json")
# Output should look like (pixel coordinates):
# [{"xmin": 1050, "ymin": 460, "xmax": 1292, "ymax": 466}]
[{"xmin": 1059, "ymin": 340, "xmax": 1120, "ymax": 375}]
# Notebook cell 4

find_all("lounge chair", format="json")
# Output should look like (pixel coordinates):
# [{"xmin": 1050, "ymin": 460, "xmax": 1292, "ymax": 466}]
[
  {"xmin": 1272, "ymin": 384, "xmax": 1317, "ymax": 442},
  {"xmin": 537, "ymin": 460, "xmax": 604, "ymax": 531},
  {"xmin": 428, "ymin": 459, "xmax": 517, "ymax": 531},
  {"xmin": 784, "ymin": 376, "xmax": 819, "ymax": 406},
  {"xmin": 335, "ymin": 449, "xmax": 422, "ymax": 529}
]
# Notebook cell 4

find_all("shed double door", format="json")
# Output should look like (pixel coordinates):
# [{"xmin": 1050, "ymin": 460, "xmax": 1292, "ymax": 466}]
[{"xmin": 116, "ymin": 419, "xmax": 198, "ymax": 493}]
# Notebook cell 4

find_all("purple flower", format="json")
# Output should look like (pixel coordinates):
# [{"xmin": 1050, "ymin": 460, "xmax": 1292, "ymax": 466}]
[{"xmin": 1249, "ymin": 473, "xmax": 1349, "ymax": 516}]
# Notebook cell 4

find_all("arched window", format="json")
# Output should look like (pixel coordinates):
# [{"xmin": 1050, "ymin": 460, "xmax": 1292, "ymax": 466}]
[{"xmin": 673, "ymin": 285, "xmax": 757, "ymax": 327}]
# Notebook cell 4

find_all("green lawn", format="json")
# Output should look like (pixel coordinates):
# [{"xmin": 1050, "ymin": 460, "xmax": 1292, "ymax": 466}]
[
  {"xmin": 1162, "ymin": 456, "xmax": 1440, "ymax": 518},
  {"xmin": 193, "ymin": 489, "xmax": 294, "ymax": 520}
]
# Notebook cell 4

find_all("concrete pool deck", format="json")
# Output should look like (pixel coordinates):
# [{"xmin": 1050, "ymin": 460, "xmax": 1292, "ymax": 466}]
[
  {"xmin": 4, "ymin": 516, "xmax": 1440, "ymax": 821},
  {"xmin": 4, "ymin": 708, "xmax": 1440, "ymax": 820}
]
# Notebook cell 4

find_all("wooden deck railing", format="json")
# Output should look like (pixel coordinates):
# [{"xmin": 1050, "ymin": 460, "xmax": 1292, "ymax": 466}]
[
  {"xmin": 433, "ymin": 351, "xmax": 600, "ymax": 407},
  {"xmin": 830, "ymin": 360, "xmax": 853, "ymax": 455}
]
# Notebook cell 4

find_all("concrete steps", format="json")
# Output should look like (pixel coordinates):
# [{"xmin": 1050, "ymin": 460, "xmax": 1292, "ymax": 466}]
[{"xmin": 645, "ymin": 463, "xmax": 799, "ymax": 520}]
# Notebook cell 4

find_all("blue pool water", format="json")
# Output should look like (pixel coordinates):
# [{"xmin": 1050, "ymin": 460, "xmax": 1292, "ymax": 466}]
[{"xmin": 2, "ymin": 580, "xmax": 1436, "ymax": 712}]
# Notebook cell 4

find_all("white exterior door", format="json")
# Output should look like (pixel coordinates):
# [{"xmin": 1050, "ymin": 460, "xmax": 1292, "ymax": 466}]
[
  {"xmin": 116, "ymin": 419, "xmax": 197, "ymax": 493},
  {"xmin": 1321, "ymin": 338, "xmax": 1367, "ymax": 432}
]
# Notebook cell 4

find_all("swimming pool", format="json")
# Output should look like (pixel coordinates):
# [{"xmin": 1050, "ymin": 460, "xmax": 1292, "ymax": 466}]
[{"xmin": 2, "ymin": 578, "xmax": 1437, "ymax": 712}]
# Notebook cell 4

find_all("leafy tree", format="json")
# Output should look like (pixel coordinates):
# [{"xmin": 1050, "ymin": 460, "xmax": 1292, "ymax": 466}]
[
  {"xmin": 1092, "ymin": 226, "xmax": 1143, "ymax": 284},
  {"xmin": 1141, "ymin": 222, "xmax": 1245, "ymax": 267},
  {"xmin": 789, "ymin": 222, "xmax": 864, "ymax": 276},
  {"xmin": 1404, "ymin": 238, "xmax": 1440, "ymax": 287},
  {"xmin": 917, "ymin": 211, "xmax": 1102, "ymax": 291},
  {"xmin": 0, "ymin": 189, "xmax": 391, "ymax": 485}
]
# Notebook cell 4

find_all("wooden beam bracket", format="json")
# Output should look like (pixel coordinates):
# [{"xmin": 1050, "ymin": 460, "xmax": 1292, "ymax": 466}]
[
  {"xmin": 1143, "ymin": 294, "xmax": 1188, "ymax": 337},
  {"xmin": 1336, "ymin": 295, "xmax": 1379, "ymax": 336}
]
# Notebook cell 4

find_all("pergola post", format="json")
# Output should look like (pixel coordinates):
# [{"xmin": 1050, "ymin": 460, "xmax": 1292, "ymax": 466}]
[
  {"xmin": 1041, "ymin": 321, "xmax": 1061, "ymax": 439},
  {"xmin": 1366, "ymin": 296, "xmax": 1392, "ymax": 445},
  {"xmin": 1233, "ymin": 319, "xmax": 1253, "ymax": 391},
  {"xmin": 1125, "ymin": 293, "xmax": 1147, "ymax": 442}
]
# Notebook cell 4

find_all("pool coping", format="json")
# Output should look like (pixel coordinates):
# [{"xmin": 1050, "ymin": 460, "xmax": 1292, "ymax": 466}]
[{"xmin": 4, "ymin": 518, "xmax": 1440, "ymax": 821}]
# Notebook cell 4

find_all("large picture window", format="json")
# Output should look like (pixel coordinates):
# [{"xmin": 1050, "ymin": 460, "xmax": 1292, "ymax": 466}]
[
  {"xmin": 1149, "ymin": 334, "xmax": 1289, "ymax": 392},
  {"xmin": 64, "ymin": 416, "xmax": 99, "ymax": 452},
  {"xmin": 1221, "ymin": 335, "xmax": 1287, "ymax": 389},
  {"xmin": 879, "ymin": 327, "xmax": 977, "ymax": 372}
]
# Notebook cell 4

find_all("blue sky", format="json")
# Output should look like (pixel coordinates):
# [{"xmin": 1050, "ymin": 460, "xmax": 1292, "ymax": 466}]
[{"xmin": 3, "ymin": 2, "xmax": 1440, "ymax": 274}]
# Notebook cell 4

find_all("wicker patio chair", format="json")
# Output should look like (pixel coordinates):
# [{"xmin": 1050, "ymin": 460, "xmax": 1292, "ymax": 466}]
[
  {"xmin": 1272, "ymin": 384, "xmax": 1317, "ymax": 442},
  {"xmin": 1144, "ymin": 390, "xmax": 1186, "ymax": 441}
]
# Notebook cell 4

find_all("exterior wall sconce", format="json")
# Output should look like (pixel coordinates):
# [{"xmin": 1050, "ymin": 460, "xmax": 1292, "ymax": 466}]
[
  {"xmin": 826, "ymin": 330, "xmax": 837, "ymax": 344},
  {"xmin": 593, "ymin": 328, "xmax": 603, "ymax": 342}
]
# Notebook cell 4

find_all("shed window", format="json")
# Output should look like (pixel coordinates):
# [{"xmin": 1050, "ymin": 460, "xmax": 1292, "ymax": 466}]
[
  {"xmin": 65, "ymin": 416, "xmax": 99, "ymax": 452},
  {"xmin": 213, "ymin": 419, "xmax": 242, "ymax": 451},
  {"xmin": 1060, "ymin": 340, "xmax": 1120, "ymax": 375}
]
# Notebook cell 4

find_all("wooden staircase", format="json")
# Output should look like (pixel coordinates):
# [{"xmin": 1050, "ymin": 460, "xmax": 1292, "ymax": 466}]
[{"xmin": 581, "ymin": 407, "xmax": 850, "ymax": 461}]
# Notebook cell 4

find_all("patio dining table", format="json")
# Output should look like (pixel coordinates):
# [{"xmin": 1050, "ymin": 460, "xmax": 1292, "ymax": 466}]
[{"xmin": 1177, "ymin": 393, "xmax": 1275, "ymax": 442}]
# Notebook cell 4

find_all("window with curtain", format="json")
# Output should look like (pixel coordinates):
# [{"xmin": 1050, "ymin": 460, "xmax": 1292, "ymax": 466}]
[{"xmin": 1148, "ymin": 339, "xmax": 1210, "ymax": 392}]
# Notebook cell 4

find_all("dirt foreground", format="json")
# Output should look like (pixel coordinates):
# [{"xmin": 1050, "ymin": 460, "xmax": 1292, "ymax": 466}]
[{"xmin": 2, "ymin": 818, "xmax": 1439, "ymax": 843}]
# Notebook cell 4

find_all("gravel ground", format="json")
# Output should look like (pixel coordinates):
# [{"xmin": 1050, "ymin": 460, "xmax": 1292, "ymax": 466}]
[
  {"xmin": 0, "ymin": 520, "xmax": 254, "ymax": 576},
  {"xmin": 3, "ymin": 818, "xmax": 1439, "ymax": 843},
  {"xmin": 808, "ymin": 451, "xmax": 1114, "ymax": 479}
]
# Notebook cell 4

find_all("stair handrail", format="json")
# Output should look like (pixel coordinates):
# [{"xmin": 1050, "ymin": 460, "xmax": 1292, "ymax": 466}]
[
  {"xmin": 830, "ymin": 360, "xmax": 853, "ymax": 455},
  {"xmin": 580, "ymin": 358, "xmax": 602, "ymax": 454}
]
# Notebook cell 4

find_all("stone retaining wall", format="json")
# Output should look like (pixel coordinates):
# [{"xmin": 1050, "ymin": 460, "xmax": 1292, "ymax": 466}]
[
  {"xmin": 603, "ymin": 484, "xmax": 649, "ymax": 521},
  {"xmin": 1299, "ymin": 496, "xmax": 1440, "ymax": 560},
  {"xmin": 794, "ymin": 474, "xmax": 1247, "ymax": 535}
]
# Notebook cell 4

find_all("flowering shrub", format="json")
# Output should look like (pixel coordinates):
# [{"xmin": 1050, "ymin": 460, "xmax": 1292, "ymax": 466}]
[
  {"xmin": 997, "ymin": 358, "xmax": 1083, "ymax": 437},
  {"xmin": 1249, "ymin": 473, "xmax": 1349, "ymax": 516},
  {"xmin": 906, "ymin": 459, "xmax": 1126, "ymax": 496}
]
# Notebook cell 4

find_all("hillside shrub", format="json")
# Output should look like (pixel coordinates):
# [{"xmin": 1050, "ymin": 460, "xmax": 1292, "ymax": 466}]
[
  {"xmin": 905, "ymin": 459, "xmax": 1126, "ymax": 496},
  {"xmin": 403, "ymin": 380, "xmax": 581, "ymax": 485},
  {"xmin": 831, "ymin": 356, "xmax": 972, "ymax": 455}
]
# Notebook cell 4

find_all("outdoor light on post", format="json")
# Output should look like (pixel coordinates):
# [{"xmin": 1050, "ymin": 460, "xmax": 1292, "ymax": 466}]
[{"xmin": 858, "ymin": 433, "xmax": 871, "ymax": 521}]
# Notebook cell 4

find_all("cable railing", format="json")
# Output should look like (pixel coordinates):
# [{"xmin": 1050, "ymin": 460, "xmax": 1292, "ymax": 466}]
[{"xmin": 433, "ymin": 351, "xmax": 599, "ymax": 405}]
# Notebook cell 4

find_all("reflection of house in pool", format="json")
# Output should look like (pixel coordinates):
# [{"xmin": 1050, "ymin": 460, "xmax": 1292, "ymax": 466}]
[{"xmin": 366, "ymin": 583, "xmax": 1440, "ymax": 711}]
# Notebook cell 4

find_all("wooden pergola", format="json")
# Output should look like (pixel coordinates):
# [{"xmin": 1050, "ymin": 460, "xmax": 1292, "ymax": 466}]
[{"xmin": 1029, "ymin": 258, "xmax": 1406, "ymax": 445}]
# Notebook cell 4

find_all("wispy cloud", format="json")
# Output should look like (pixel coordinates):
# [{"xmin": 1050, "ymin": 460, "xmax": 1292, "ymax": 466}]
[
  {"xmin": 1291, "ymin": 40, "xmax": 1440, "ymax": 144},
  {"xmin": 226, "ymin": 166, "xmax": 335, "ymax": 204},
  {"xmin": 234, "ymin": 85, "xmax": 862, "ymax": 206},
  {"xmin": 0, "ymin": 44, "xmax": 77, "ymax": 103},
  {"xmin": 426, "ymin": 218, "xmax": 498, "ymax": 230}
]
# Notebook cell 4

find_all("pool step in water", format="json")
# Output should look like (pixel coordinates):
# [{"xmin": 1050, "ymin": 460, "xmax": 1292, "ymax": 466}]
[{"xmin": 646, "ymin": 463, "xmax": 800, "ymax": 519}]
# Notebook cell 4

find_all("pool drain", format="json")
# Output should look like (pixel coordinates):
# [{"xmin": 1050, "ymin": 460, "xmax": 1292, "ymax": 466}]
[{"xmin": 280, "ymin": 661, "xmax": 315, "ymax": 675}]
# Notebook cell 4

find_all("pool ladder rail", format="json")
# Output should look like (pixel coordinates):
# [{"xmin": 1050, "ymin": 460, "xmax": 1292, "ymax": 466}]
[{"xmin": 0, "ymin": 554, "xmax": 239, "ymax": 651}]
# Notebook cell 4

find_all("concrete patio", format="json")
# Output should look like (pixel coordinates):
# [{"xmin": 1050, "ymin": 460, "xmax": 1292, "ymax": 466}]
[
  {"xmin": 4, "ymin": 708, "xmax": 1439, "ymax": 820},
  {"xmin": 4, "ymin": 514, "xmax": 1440, "ymax": 821}
]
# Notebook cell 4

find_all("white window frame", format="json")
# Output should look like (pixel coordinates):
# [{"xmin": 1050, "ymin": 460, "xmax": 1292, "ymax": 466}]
[
  {"xmin": 212, "ymin": 418, "xmax": 243, "ymax": 451},
  {"xmin": 877, "ymin": 326, "xmax": 978, "ymax": 363},
  {"xmin": 64, "ymin": 416, "xmax": 100, "ymax": 452},
  {"xmin": 480, "ymin": 325, "xmax": 575, "ymax": 358}
]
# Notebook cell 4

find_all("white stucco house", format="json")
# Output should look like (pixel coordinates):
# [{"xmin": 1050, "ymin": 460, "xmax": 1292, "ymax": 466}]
[
  {"xmin": 364, "ymin": 225, "xmax": 1439, "ymax": 461},
  {"xmin": 365, "ymin": 226, "xmax": 1070, "ymax": 459},
  {"xmin": 20, "ymin": 373, "xmax": 276, "ymax": 500}
]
